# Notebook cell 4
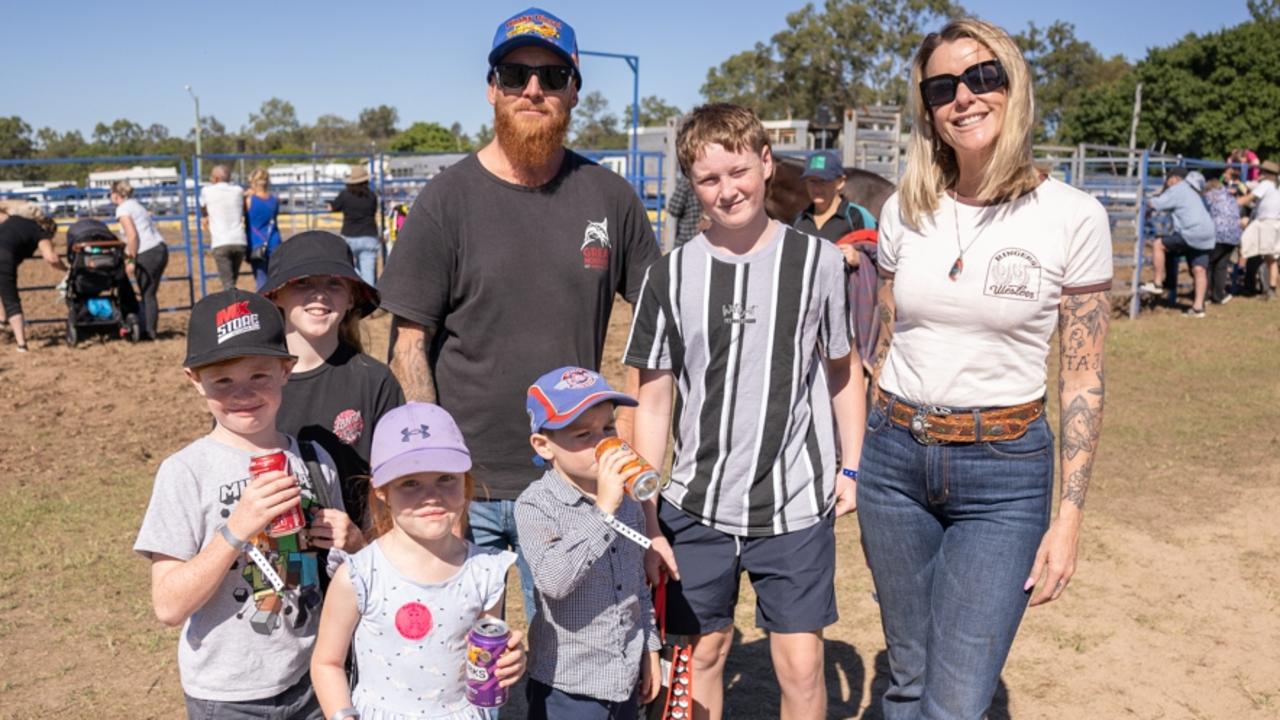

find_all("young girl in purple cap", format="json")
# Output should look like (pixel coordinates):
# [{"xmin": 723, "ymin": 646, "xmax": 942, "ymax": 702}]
[
  {"xmin": 311, "ymin": 401, "xmax": 527, "ymax": 720},
  {"xmin": 262, "ymin": 230, "xmax": 405, "ymax": 531}
]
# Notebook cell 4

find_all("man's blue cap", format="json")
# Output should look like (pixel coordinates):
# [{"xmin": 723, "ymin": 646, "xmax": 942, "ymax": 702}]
[
  {"xmin": 526, "ymin": 366, "xmax": 636, "ymax": 434},
  {"xmin": 488, "ymin": 7, "xmax": 581, "ymax": 86},
  {"xmin": 801, "ymin": 150, "xmax": 844, "ymax": 181}
]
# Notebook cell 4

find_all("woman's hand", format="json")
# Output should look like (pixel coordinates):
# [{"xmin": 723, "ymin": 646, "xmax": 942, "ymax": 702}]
[
  {"xmin": 1025, "ymin": 514, "xmax": 1081, "ymax": 606},
  {"xmin": 494, "ymin": 629, "xmax": 527, "ymax": 687}
]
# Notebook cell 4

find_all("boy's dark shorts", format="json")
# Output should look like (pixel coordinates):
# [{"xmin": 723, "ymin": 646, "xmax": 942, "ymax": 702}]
[
  {"xmin": 657, "ymin": 500, "xmax": 837, "ymax": 636},
  {"xmin": 527, "ymin": 679, "xmax": 638, "ymax": 720}
]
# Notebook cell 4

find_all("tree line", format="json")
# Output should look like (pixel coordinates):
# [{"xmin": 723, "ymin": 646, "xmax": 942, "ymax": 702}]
[{"xmin": 3, "ymin": 0, "xmax": 1278, "ymax": 183}]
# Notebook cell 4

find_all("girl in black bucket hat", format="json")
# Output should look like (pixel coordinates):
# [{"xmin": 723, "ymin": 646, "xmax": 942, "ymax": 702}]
[{"xmin": 262, "ymin": 230, "xmax": 405, "ymax": 529}]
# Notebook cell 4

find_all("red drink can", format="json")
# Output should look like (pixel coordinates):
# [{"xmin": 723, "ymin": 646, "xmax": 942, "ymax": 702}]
[
  {"xmin": 465, "ymin": 618, "xmax": 510, "ymax": 708},
  {"xmin": 250, "ymin": 451, "xmax": 305, "ymax": 538}
]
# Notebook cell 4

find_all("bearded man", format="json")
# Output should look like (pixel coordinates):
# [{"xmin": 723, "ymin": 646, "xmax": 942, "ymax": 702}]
[{"xmin": 378, "ymin": 7, "xmax": 660, "ymax": 617}]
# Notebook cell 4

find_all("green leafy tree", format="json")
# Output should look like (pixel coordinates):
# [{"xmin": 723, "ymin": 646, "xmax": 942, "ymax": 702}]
[
  {"xmin": 389, "ymin": 122, "xmax": 466, "ymax": 152},
  {"xmin": 92, "ymin": 119, "xmax": 146, "ymax": 155},
  {"xmin": 1015, "ymin": 21, "xmax": 1130, "ymax": 140},
  {"xmin": 622, "ymin": 96, "xmax": 681, "ymax": 127},
  {"xmin": 358, "ymin": 105, "xmax": 399, "ymax": 141},
  {"xmin": 0, "ymin": 116, "xmax": 36, "ymax": 180},
  {"xmin": 309, "ymin": 114, "xmax": 367, "ymax": 150},
  {"xmin": 475, "ymin": 124, "xmax": 494, "ymax": 146},
  {"xmin": 1058, "ymin": 16, "xmax": 1280, "ymax": 158},
  {"xmin": 572, "ymin": 91, "xmax": 628, "ymax": 149},
  {"xmin": 701, "ymin": 0, "xmax": 959, "ymax": 119},
  {"xmin": 249, "ymin": 98, "xmax": 302, "ymax": 151}
]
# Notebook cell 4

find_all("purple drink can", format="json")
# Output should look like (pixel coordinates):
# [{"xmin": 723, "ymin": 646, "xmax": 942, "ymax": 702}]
[{"xmin": 465, "ymin": 617, "xmax": 510, "ymax": 708}]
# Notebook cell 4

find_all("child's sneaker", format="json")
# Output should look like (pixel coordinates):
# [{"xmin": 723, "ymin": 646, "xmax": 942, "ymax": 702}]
[{"xmin": 1183, "ymin": 307, "xmax": 1206, "ymax": 318}]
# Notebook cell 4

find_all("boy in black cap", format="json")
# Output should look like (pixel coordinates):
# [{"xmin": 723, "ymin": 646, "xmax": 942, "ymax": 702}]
[{"xmin": 134, "ymin": 288, "xmax": 360, "ymax": 719}]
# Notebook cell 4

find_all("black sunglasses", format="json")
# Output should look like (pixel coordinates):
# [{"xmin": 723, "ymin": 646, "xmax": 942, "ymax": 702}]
[
  {"xmin": 491, "ymin": 63, "xmax": 576, "ymax": 92},
  {"xmin": 919, "ymin": 59, "xmax": 1007, "ymax": 108}
]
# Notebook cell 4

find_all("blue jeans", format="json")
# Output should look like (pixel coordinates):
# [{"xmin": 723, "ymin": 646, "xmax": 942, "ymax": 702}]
[
  {"xmin": 467, "ymin": 498, "xmax": 536, "ymax": 623},
  {"xmin": 857, "ymin": 400, "xmax": 1054, "ymax": 720},
  {"xmin": 344, "ymin": 235, "xmax": 380, "ymax": 286}
]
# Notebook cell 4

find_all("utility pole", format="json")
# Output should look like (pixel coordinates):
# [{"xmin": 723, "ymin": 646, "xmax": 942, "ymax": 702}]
[{"xmin": 1126, "ymin": 82, "xmax": 1142, "ymax": 178}]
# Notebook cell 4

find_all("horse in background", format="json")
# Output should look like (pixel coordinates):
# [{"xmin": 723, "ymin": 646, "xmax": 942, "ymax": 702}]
[{"xmin": 766, "ymin": 155, "xmax": 896, "ymax": 225}]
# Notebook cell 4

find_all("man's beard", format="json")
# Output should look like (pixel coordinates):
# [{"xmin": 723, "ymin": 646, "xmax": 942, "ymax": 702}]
[{"xmin": 493, "ymin": 100, "xmax": 572, "ymax": 171}]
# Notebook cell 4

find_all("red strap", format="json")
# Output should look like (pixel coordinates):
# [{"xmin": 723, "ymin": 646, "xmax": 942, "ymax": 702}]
[{"xmin": 654, "ymin": 576, "xmax": 668, "ymax": 645}]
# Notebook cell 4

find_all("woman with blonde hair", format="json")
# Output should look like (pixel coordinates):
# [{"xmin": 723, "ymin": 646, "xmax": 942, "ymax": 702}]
[
  {"xmin": 244, "ymin": 167, "xmax": 281, "ymax": 290},
  {"xmin": 858, "ymin": 18, "xmax": 1113, "ymax": 717},
  {"xmin": 110, "ymin": 179, "xmax": 167, "ymax": 339}
]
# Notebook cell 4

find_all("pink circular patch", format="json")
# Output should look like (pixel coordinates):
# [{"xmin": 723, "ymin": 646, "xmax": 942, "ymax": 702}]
[
  {"xmin": 332, "ymin": 409, "xmax": 364, "ymax": 445},
  {"xmin": 394, "ymin": 602, "xmax": 433, "ymax": 640}
]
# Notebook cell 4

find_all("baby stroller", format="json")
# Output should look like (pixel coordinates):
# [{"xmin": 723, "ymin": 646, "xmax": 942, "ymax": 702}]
[{"xmin": 65, "ymin": 219, "xmax": 141, "ymax": 347}]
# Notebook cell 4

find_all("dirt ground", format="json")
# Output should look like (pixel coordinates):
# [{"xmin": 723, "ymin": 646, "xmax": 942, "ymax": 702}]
[{"xmin": 1, "ymin": 228, "xmax": 1278, "ymax": 719}]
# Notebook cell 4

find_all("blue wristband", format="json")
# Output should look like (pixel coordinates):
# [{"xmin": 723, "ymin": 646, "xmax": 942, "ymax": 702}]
[{"xmin": 841, "ymin": 468, "xmax": 859, "ymax": 480}]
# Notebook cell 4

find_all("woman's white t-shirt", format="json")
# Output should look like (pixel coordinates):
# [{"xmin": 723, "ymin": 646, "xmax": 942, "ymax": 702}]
[
  {"xmin": 115, "ymin": 197, "xmax": 166, "ymax": 253},
  {"xmin": 877, "ymin": 178, "xmax": 1113, "ymax": 408}
]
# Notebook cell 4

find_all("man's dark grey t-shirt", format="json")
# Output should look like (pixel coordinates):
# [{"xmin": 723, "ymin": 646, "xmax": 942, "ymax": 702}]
[{"xmin": 378, "ymin": 151, "xmax": 660, "ymax": 498}]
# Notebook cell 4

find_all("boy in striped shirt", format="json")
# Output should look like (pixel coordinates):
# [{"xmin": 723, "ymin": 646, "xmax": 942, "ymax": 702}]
[{"xmin": 625, "ymin": 103, "xmax": 865, "ymax": 720}]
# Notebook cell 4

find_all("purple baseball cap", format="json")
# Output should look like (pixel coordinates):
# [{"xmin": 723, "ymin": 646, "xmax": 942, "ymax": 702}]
[
  {"xmin": 370, "ymin": 402, "xmax": 472, "ymax": 488},
  {"xmin": 526, "ymin": 366, "xmax": 637, "ymax": 433}
]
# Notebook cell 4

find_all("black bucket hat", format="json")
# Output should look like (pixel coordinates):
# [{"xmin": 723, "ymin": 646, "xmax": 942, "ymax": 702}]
[
  {"xmin": 184, "ymin": 289, "xmax": 296, "ymax": 369},
  {"xmin": 260, "ymin": 231, "xmax": 380, "ymax": 316}
]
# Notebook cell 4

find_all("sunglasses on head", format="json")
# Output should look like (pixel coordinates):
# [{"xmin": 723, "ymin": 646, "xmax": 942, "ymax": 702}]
[
  {"xmin": 919, "ymin": 59, "xmax": 1007, "ymax": 108},
  {"xmin": 491, "ymin": 63, "xmax": 576, "ymax": 92}
]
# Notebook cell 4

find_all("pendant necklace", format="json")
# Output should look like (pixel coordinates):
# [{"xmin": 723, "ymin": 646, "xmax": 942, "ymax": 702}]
[{"xmin": 948, "ymin": 192, "xmax": 984, "ymax": 281}]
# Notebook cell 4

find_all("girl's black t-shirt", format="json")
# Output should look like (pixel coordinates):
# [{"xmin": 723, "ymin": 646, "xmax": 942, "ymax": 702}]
[
  {"xmin": 330, "ymin": 189, "xmax": 379, "ymax": 238},
  {"xmin": 278, "ymin": 342, "xmax": 405, "ymax": 524},
  {"xmin": 0, "ymin": 216, "xmax": 44, "ymax": 260}
]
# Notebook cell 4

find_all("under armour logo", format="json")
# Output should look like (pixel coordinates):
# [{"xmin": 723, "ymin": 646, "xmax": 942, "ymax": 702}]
[{"xmin": 401, "ymin": 425, "xmax": 431, "ymax": 442}]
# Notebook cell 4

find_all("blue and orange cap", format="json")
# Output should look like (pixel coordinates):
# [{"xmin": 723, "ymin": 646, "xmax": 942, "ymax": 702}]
[
  {"xmin": 526, "ymin": 366, "xmax": 636, "ymax": 434},
  {"xmin": 488, "ymin": 7, "xmax": 582, "ymax": 88}
]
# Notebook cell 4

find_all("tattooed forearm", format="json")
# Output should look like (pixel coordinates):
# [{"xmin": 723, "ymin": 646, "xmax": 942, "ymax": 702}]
[
  {"xmin": 390, "ymin": 318, "xmax": 437, "ymax": 403},
  {"xmin": 1063, "ymin": 469, "xmax": 1089, "ymax": 509},
  {"xmin": 871, "ymin": 279, "xmax": 896, "ymax": 375},
  {"xmin": 1058, "ymin": 291, "xmax": 1109, "ymax": 512}
]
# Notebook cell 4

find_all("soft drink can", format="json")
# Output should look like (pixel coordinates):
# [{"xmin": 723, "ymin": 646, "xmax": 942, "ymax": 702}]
[
  {"xmin": 465, "ymin": 618, "xmax": 510, "ymax": 708},
  {"xmin": 594, "ymin": 437, "xmax": 661, "ymax": 501},
  {"xmin": 250, "ymin": 451, "xmax": 305, "ymax": 538}
]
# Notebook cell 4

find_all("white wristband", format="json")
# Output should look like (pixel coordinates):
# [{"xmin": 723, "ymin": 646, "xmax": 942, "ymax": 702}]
[
  {"xmin": 600, "ymin": 511, "xmax": 652, "ymax": 550},
  {"xmin": 330, "ymin": 709, "xmax": 360, "ymax": 720}
]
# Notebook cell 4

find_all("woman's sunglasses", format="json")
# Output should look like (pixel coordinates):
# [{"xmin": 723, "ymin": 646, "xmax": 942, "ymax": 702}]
[
  {"xmin": 491, "ymin": 63, "xmax": 577, "ymax": 92},
  {"xmin": 919, "ymin": 59, "xmax": 1007, "ymax": 108}
]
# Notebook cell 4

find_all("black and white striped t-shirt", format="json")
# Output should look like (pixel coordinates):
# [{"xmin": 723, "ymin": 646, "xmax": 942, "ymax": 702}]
[{"xmin": 624, "ymin": 224, "xmax": 853, "ymax": 537}]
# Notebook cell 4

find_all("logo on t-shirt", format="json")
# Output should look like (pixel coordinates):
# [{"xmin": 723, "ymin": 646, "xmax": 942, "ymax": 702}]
[
  {"xmin": 332, "ymin": 409, "xmax": 364, "ymax": 445},
  {"xmin": 722, "ymin": 303, "xmax": 758, "ymax": 324},
  {"xmin": 214, "ymin": 301, "xmax": 261, "ymax": 343},
  {"xmin": 984, "ymin": 248, "xmax": 1042, "ymax": 302},
  {"xmin": 581, "ymin": 218, "xmax": 611, "ymax": 270}
]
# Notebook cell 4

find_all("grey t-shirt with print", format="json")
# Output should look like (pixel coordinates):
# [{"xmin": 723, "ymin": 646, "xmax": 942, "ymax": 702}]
[{"xmin": 134, "ymin": 434, "xmax": 344, "ymax": 702}]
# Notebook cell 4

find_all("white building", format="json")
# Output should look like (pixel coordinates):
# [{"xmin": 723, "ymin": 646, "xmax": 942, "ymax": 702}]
[{"xmin": 88, "ymin": 166, "xmax": 179, "ymax": 190}]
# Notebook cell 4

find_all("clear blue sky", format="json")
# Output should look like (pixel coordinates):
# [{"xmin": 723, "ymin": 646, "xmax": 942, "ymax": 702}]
[{"xmin": 1, "ymin": 0, "xmax": 1250, "ymax": 141}]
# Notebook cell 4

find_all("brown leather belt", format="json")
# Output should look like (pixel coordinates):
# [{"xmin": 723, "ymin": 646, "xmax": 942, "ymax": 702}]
[{"xmin": 874, "ymin": 387, "xmax": 1044, "ymax": 445}]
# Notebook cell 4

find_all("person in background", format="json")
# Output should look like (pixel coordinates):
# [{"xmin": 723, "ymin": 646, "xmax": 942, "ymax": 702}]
[
  {"xmin": 665, "ymin": 171, "xmax": 704, "ymax": 248},
  {"xmin": 327, "ymin": 166, "xmax": 381, "ymax": 286},
  {"xmin": 111, "ymin": 179, "xmax": 168, "ymax": 338},
  {"xmin": 1142, "ymin": 167, "xmax": 1214, "ymax": 316},
  {"xmin": 245, "ymin": 168, "xmax": 282, "ymax": 291},
  {"xmin": 1202, "ymin": 177, "xmax": 1243, "ymax": 305},
  {"xmin": 200, "ymin": 165, "xmax": 247, "ymax": 291},
  {"xmin": 1238, "ymin": 159, "xmax": 1280, "ymax": 300},
  {"xmin": 0, "ymin": 215, "xmax": 66, "ymax": 352}
]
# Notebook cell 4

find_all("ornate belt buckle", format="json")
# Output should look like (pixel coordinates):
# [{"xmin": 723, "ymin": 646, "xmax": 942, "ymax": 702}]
[{"xmin": 909, "ymin": 405, "xmax": 951, "ymax": 445}]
